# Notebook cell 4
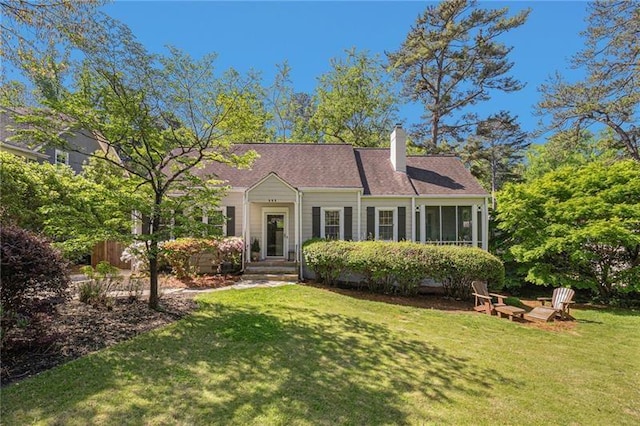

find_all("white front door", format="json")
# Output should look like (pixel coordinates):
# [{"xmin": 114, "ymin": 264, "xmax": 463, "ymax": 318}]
[{"xmin": 263, "ymin": 208, "xmax": 288, "ymax": 259}]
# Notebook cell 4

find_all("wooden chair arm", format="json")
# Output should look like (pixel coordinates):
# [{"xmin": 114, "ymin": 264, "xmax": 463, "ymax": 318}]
[
  {"xmin": 537, "ymin": 297, "xmax": 552, "ymax": 301},
  {"xmin": 489, "ymin": 293, "xmax": 508, "ymax": 299},
  {"xmin": 472, "ymin": 293, "xmax": 492, "ymax": 300}
]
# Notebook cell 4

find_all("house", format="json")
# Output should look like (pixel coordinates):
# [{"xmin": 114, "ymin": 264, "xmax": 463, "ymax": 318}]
[
  {"xmin": 195, "ymin": 126, "xmax": 489, "ymax": 276},
  {"xmin": 0, "ymin": 107, "xmax": 107, "ymax": 174}
]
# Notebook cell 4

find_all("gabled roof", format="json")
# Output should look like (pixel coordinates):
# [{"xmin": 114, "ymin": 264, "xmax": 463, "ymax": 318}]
[{"xmin": 203, "ymin": 143, "xmax": 363, "ymax": 189}]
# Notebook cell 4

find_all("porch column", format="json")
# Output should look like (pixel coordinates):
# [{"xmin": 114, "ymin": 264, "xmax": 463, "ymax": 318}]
[
  {"xmin": 472, "ymin": 205, "xmax": 478, "ymax": 248},
  {"xmin": 244, "ymin": 193, "xmax": 250, "ymax": 263},
  {"xmin": 411, "ymin": 197, "xmax": 416, "ymax": 242},
  {"xmin": 294, "ymin": 192, "xmax": 299, "ymax": 263},
  {"xmin": 420, "ymin": 205, "xmax": 426, "ymax": 244},
  {"xmin": 482, "ymin": 200, "xmax": 489, "ymax": 250}
]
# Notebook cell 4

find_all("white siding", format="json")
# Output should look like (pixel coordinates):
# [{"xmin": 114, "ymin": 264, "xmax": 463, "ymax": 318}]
[
  {"xmin": 216, "ymin": 191, "xmax": 244, "ymax": 236},
  {"xmin": 247, "ymin": 174, "xmax": 296, "ymax": 202},
  {"xmin": 300, "ymin": 191, "xmax": 359, "ymax": 242},
  {"xmin": 360, "ymin": 197, "xmax": 413, "ymax": 241}
]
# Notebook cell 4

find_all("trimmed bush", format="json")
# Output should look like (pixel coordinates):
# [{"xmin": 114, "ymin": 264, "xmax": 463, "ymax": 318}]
[
  {"xmin": 302, "ymin": 239, "xmax": 353, "ymax": 286},
  {"xmin": 1, "ymin": 226, "xmax": 70, "ymax": 348},
  {"xmin": 303, "ymin": 240, "xmax": 504, "ymax": 297}
]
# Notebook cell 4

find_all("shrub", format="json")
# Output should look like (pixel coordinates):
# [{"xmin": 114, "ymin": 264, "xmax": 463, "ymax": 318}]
[
  {"xmin": 303, "ymin": 240, "xmax": 504, "ymax": 297},
  {"xmin": 217, "ymin": 237, "xmax": 244, "ymax": 265},
  {"xmin": 0, "ymin": 226, "xmax": 70, "ymax": 348},
  {"xmin": 161, "ymin": 238, "xmax": 214, "ymax": 279},
  {"xmin": 78, "ymin": 262, "xmax": 122, "ymax": 308},
  {"xmin": 303, "ymin": 239, "xmax": 353, "ymax": 286}
]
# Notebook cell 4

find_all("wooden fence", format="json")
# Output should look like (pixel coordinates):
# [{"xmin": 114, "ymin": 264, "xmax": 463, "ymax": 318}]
[{"xmin": 92, "ymin": 241, "xmax": 130, "ymax": 269}]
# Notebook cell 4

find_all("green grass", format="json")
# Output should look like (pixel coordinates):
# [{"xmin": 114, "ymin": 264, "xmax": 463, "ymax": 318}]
[{"xmin": 3, "ymin": 285, "xmax": 640, "ymax": 425}]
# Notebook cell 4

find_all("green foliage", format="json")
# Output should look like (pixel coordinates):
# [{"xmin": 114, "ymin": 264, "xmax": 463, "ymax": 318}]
[
  {"xmin": 303, "ymin": 240, "xmax": 504, "ymax": 297},
  {"xmin": 0, "ymin": 152, "xmax": 131, "ymax": 259},
  {"xmin": 78, "ymin": 262, "xmax": 122, "ymax": 308},
  {"xmin": 310, "ymin": 49, "xmax": 399, "ymax": 147},
  {"xmin": 160, "ymin": 237, "xmax": 244, "ymax": 279},
  {"xmin": 461, "ymin": 111, "xmax": 529, "ymax": 203},
  {"xmin": 496, "ymin": 159, "xmax": 640, "ymax": 297},
  {"xmin": 161, "ymin": 238, "xmax": 216, "ymax": 279},
  {"xmin": 388, "ymin": 0, "xmax": 529, "ymax": 151},
  {"xmin": 0, "ymin": 225, "xmax": 70, "ymax": 349},
  {"xmin": 302, "ymin": 239, "xmax": 354, "ymax": 286}
]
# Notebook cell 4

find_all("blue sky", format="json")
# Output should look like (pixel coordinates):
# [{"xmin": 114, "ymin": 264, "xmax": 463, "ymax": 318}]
[{"xmin": 102, "ymin": 1, "xmax": 590, "ymax": 143}]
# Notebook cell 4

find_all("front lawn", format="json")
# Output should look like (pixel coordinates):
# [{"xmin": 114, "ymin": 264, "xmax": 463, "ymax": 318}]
[{"xmin": 3, "ymin": 285, "xmax": 639, "ymax": 425}]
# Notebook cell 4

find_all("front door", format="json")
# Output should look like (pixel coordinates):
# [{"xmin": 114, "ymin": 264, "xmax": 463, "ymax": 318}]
[{"xmin": 265, "ymin": 213, "xmax": 286, "ymax": 258}]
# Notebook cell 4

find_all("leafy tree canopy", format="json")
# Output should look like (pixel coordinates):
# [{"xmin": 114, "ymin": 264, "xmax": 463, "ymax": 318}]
[
  {"xmin": 311, "ymin": 48, "xmax": 399, "ymax": 147},
  {"xmin": 497, "ymin": 159, "xmax": 640, "ymax": 297}
]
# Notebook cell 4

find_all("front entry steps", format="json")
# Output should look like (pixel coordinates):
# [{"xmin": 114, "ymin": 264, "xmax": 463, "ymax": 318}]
[{"xmin": 243, "ymin": 261, "xmax": 299, "ymax": 283}]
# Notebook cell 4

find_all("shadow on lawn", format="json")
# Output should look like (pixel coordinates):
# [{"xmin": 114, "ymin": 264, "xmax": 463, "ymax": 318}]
[{"xmin": 8, "ymin": 301, "xmax": 516, "ymax": 424}]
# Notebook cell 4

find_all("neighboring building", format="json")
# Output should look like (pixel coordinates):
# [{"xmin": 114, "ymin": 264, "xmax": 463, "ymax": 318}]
[
  {"xmin": 0, "ymin": 107, "xmax": 106, "ymax": 174},
  {"xmin": 182, "ymin": 126, "xmax": 489, "ymax": 274}
]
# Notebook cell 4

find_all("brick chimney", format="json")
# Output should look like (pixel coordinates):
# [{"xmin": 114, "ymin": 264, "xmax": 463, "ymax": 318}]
[{"xmin": 390, "ymin": 124, "xmax": 406, "ymax": 173}]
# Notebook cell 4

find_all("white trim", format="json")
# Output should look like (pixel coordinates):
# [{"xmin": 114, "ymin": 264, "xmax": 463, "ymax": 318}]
[
  {"xmin": 320, "ymin": 207, "xmax": 344, "ymax": 240},
  {"xmin": 413, "ymin": 195, "xmax": 489, "ymax": 200},
  {"xmin": 247, "ymin": 172, "xmax": 297, "ymax": 194},
  {"xmin": 357, "ymin": 190, "xmax": 362, "ymax": 241},
  {"xmin": 472, "ymin": 205, "xmax": 479, "ymax": 247},
  {"xmin": 298, "ymin": 187, "xmax": 362, "ymax": 192},
  {"xmin": 261, "ymin": 207, "xmax": 289, "ymax": 259},
  {"xmin": 54, "ymin": 149, "xmax": 69, "ymax": 165},
  {"xmin": 411, "ymin": 197, "xmax": 416, "ymax": 242},
  {"xmin": 375, "ymin": 207, "xmax": 397, "ymax": 241}
]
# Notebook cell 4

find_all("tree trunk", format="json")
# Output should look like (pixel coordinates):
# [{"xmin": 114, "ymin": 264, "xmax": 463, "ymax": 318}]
[{"xmin": 148, "ymin": 196, "xmax": 162, "ymax": 310}]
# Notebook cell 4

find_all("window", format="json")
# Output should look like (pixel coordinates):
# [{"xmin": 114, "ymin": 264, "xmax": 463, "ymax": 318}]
[
  {"xmin": 203, "ymin": 208, "xmax": 226, "ymax": 236},
  {"xmin": 54, "ymin": 149, "xmax": 69, "ymax": 166},
  {"xmin": 425, "ymin": 206, "xmax": 440, "ymax": 241},
  {"xmin": 422, "ymin": 205, "xmax": 477, "ymax": 246},
  {"xmin": 321, "ymin": 208, "xmax": 343, "ymax": 240},
  {"xmin": 376, "ymin": 208, "xmax": 396, "ymax": 241}
]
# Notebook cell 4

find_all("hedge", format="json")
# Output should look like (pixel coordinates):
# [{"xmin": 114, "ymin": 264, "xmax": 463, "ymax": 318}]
[{"xmin": 303, "ymin": 240, "xmax": 504, "ymax": 298}]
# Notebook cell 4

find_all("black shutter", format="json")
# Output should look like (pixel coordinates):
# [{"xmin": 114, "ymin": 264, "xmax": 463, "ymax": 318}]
[
  {"xmin": 415, "ymin": 209, "xmax": 421, "ymax": 242},
  {"xmin": 344, "ymin": 207, "xmax": 352, "ymax": 241},
  {"xmin": 366, "ymin": 206, "xmax": 375, "ymax": 240},
  {"xmin": 226, "ymin": 206, "xmax": 235, "ymax": 236},
  {"xmin": 398, "ymin": 206, "xmax": 406, "ymax": 241},
  {"xmin": 312, "ymin": 207, "xmax": 321, "ymax": 238}
]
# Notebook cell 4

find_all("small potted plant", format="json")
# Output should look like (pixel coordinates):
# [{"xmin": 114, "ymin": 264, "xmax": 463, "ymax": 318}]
[{"xmin": 250, "ymin": 238, "xmax": 260, "ymax": 262}]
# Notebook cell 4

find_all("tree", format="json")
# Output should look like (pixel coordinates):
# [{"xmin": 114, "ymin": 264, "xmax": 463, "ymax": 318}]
[
  {"xmin": 496, "ymin": 159, "xmax": 640, "ymax": 298},
  {"xmin": 387, "ymin": 0, "xmax": 529, "ymax": 152},
  {"xmin": 311, "ymin": 49, "xmax": 399, "ymax": 147},
  {"xmin": 16, "ymin": 21, "xmax": 257, "ymax": 309},
  {"xmin": 462, "ymin": 111, "xmax": 529, "ymax": 208},
  {"xmin": 0, "ymin": 152, "xmax": 131, "ymax": 259},
  {"xmin": 523, "ymin": 129, "xmax": 622, "ymax": 181},
  {"xmin": 0, "ymin": 0, "xmax": 106, "ymax": 89},
  {"xmin": 537, "ymin": 0, "xmax": 640, "ymax": 161},
  {"xmin": 216, "ymin": 79, "xmax": 274, "ymax": 143}
]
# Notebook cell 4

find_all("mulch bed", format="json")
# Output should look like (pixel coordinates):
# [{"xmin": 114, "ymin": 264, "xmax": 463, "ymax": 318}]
[
  {"xmin": 1, "ymin": 274, "xmax": 241, "ymax": 388},
  {"xmin": 1, "ymin": 293, "xmax": 199, "ymax": 387}
]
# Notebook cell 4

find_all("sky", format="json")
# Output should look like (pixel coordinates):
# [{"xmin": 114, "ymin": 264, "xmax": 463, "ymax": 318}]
[{"xmin": 102, "ymin": 1, "xmax": 590, "ymax": 143}]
